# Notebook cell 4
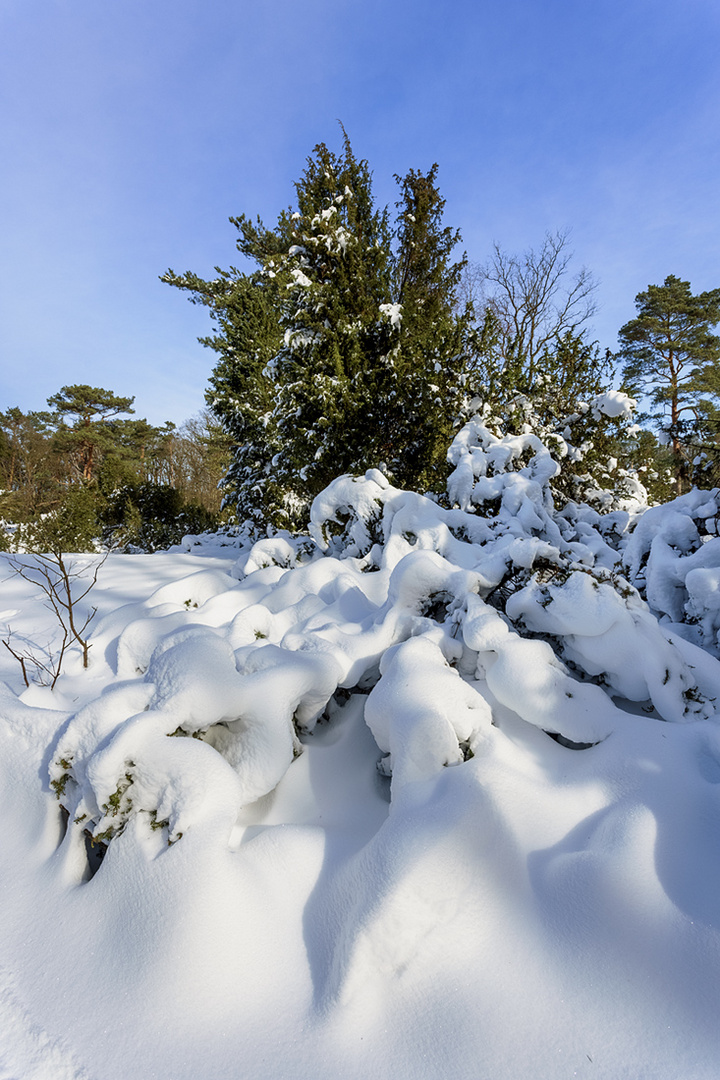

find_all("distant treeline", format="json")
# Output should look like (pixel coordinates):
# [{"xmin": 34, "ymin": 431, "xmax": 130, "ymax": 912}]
[{"xmin": 0, "ymin": 386, "xmax": 231, "ymax": 551}]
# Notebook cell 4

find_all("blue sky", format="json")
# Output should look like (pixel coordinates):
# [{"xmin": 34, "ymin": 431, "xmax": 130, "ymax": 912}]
[{"xmin": 1, "ymin": 0, "xmax": 719, "ymax": 426}]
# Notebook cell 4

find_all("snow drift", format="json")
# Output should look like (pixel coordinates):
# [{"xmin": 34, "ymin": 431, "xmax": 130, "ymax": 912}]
[{"xmin": 2, "ymin": 415, "xmax": 720, "ymax": 1078}]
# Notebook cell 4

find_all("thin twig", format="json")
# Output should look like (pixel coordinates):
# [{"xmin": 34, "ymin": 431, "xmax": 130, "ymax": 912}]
[
  {"xmin": 2, "ymin": 637, "xmax": 30, "ymax": 688},
  {"xmin": 2, "ymin": 549, "xmax": 108, "ymax": 682}
]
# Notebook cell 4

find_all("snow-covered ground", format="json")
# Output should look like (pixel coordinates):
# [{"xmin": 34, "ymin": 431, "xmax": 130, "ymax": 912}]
[{"xmin": 2, "ymin": 418, "xmax": 720, "ymax": 1079}]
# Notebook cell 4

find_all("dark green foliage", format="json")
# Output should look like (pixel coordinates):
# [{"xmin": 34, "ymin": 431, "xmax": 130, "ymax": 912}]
[
  {"xmin": 47, "ymin": 385, "xmax": 136, "ymax": 484},
  {"xmin": 163, "ymin": 132, "xmax": 473, "ymax": 530},
  {"xmin": 96, "ymin": 418, "xmax": 174, "ymax": 493},
  {"xmin": 0, "ymin": 407, "xmax": 62, "ymax": 522},
  {"xmin": 617, "ymin": 275, "xmax": 720, "ymax": 494},
  {"xmin": 377, "ymin": 165, "xmax": 471, "ymax": 492},
  {"xmin": 474, "ymin": 330, "xmax": 643, "ymax": 508},
  {"xmin": 268, "ymin": 135, "xmax": 396, "ymax": 511},
  {"xmin": 101, "ymin": 482, "xmax": 219, "ymax": 551},
  {"xmin": 615, "ymin": 427, "xmax": 673, "ymax": 504},
  {"xmin": 19, "ymin": 485, "xmax": 100, "ymax": 555},
  {"xmin": 690, "ymin": 412, "xmax": 720, "ymax": 488},
  {"xmin": 1, "ymin": 387, "xmax": 228, "ymax": 551}
]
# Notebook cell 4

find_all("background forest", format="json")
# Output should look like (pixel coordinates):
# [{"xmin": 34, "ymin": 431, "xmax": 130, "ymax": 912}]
[{"xmin": 0, "ymin": 393, "xmax": 230, "ymax": 552}]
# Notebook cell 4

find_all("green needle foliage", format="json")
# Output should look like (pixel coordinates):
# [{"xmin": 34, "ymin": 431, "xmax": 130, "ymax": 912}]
[
  {"xmin": 163, "ymin": 131, "xmax": 474, "ymax": 530},
  {"xmin": 617, "ymin": 275, "xmax": 720, "ymax": 494},
  {"xmin": 47, "ymin": 385, "xmax": 136, "ymax": 484}
]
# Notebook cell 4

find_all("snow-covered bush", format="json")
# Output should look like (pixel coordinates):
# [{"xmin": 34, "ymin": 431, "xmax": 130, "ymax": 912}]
[
  {"xmin": 47, "ymin": 416, "xmax": 720, "ymax": 859},
  {"xmin": 622, "ymin": 487, "xmax": 720, "ymax": 656},
  {"xmin": 468, "ymin": 330, "xmax": 648, "ymax": 512}
]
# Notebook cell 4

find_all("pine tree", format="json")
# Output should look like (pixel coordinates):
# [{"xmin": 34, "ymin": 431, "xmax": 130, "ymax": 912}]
[
  {"xmin": 617, "ymin": 275, "xmax": 720, "ymax": 494},
  {"xmin": 47, "ymin": 385, "xmax": 136, "ymax": 485}
]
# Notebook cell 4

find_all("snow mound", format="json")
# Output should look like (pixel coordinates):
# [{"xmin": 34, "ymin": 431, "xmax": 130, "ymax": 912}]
[
  {"xmin": 51, "ymin": 419, "xmax": 720, "ymax": 859},
  {"xmin": 4, "ymin": 417, "xmax": 720, "ymax": 1078}
]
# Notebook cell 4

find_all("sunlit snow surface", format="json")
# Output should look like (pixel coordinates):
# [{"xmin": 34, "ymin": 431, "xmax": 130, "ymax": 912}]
[{"xmin": 3, "ymin": 423, "xmax": 720, "ymax": 1078}]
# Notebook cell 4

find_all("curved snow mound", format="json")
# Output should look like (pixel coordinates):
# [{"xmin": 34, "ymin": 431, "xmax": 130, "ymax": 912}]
[{"xmin": 51, "ymin": 419, "xmax": 720, "ymax": 852}]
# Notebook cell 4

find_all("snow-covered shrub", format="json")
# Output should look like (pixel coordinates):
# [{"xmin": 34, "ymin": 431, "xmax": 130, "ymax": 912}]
[
  {"xmin": 48, "ymin": 418, "xmax": 720, "ymax": 859},
  {"xmin": 235, "ymin": 530, "xmax": 319, "ymax": 576},
  {"xmin": 468, "ymin": 328, "xmax": 647, "ymax": 511},
  {"xmin": 622, "ymin": 487, "xmax": 720, "ymax": 655}
]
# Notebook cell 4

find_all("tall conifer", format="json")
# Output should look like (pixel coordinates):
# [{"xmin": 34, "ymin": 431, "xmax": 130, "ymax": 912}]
[
  {"xmin": 163, "ymin": 134, "xmax": 472, "ymax": 528},
  {"xmin": 618, "ymin": 275, "xmax": 720, "ymax": 494}
]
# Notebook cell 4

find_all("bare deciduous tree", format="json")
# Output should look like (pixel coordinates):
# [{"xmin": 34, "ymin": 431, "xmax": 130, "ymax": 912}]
[
  {"xmin": 464, "ymin": 229, "xmax": 598, "ymax": 373},
  {"xmin": 1, "ymin": 550, "xmax": 107, "ymax": 687}
]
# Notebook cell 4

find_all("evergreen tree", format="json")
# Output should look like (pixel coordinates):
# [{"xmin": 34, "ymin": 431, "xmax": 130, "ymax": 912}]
[
  {"xmin": 96, "ymin": 417, "xmax": 177, "ymax": 491},
  {"xmin": 380, "ymin": 165, "xmax": 471, "ymax": 491},
  {"xmin": 100, "ymin": 481, "xmax": 219, "ymax": 552},
  {"xmin": 617, "ymin": 275, "xmax": 720, "ymax": 494},
  {"xmin": 18, "ymin": 484, "xmax": 100, "ymax": 555},
  {"xmin": 163, "ymin": 134, "xmax": 472, "ymax": 529},
  {"xmin": 266, "ymin": 133, "xmax": 395, "ymax": 515},
  {"xmin": 0, "ymin": 407, "xmax": 60, "ymax": 520},
  {"xmin": 47, "ymin": 385, "xmax": 136, "ymax": 484},
  {"xmin": 475, "ymin": 331, "xmax": 643, "ymax": 509}
]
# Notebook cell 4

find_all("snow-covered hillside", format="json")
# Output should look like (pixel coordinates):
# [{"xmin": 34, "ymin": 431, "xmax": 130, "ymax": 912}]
[{"xmin": 2, "ymin": 418, "xmax": 720, "ymax": 1079}]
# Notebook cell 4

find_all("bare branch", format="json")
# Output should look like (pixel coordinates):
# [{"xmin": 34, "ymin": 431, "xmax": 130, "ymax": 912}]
[
  {"xmin": 2, "ymin": 549, "xmax": 106, "ymax": 684},
  {"xmin": 2, "ymin": 625, "xmax": 68, "ymax": 689},
  {"xmin": 3, "ymin": 636, "xmax": 30, "ymax": 688},
  {"xmin": 467, "ymin": 230, "xmax": 598, "ymax": 369}
]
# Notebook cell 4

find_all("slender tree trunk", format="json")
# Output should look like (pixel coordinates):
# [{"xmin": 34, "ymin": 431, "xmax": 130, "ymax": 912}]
[{"xmin": 671, "ymin": 379, "xmax": 684, "ymax": 497}]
